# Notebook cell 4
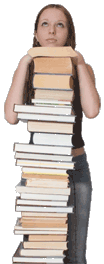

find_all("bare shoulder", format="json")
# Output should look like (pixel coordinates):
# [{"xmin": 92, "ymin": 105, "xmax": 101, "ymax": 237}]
[{"xmin": 86, "ymin": 63, "xmax": 96, "ymax": 85}]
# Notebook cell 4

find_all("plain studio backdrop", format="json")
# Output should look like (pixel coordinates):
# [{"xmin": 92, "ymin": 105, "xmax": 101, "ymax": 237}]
[{"xmin": 1, "ymin": 0, "xmax": 104, "ymax": 263}]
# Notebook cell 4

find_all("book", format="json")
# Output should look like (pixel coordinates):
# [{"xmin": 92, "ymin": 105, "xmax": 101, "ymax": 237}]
[
  {"xmin": 15, "ymin": 152, "xmax": 73, "ymax": 162},
  {"xmin": 25, "ymin": 178, "xmax": 68, "ymax": 188},
  {"xmin": 21, "ymin": 212, "xmax": 67, "ymax": 218},
  {"xmin": 28, "ymin": 46, "xmax": 77, "ymax": 58},
  {"xmin": 13, "ymin": 242, "xmax": 64, "ymax": 263},
  {"xmin": 33, "ymin": 57, "xmax": 75, "ymax": 74},
  {"xmin": 23, "ymin": 241, "xmax": 67, "ymax": 249},
  {"xmin": 20, "ymin": 248, "xmax": 65, "ymax": 257},
  {"xmin": 32, "ymin": 133, "xmax": 73, "ymax": 146},
  {"xmin": 33, "ymin": 74, "xmax": 73, "ymax": 90},
  {"xmin": 16, "ymin": 180, "xmax": 71, "ymax": 195},
  {"xmin": 22, "ymin": 173, "xmax": 69, "ymax": 180},
  {"xmin": 16, "ymin": 113, "xmax": 75, "ymax": 123},
  {"xmin": 21, "ymin": 220, "xmax": 67, "ymax": 230},
  {"xmin": 28, "ymin": 234, "xmax": 67, "ymax": 241},
  {"xmin": 34, "ymin": 89, "xmax": 74, "ymax": 101},
  {"xmin": 20, "ymin": 193, "xmax": 69, "ymax": 201},
  {"xmin": 16, "ymin": 197, "xmax": 67, "ymax": 207},
  {"xmin": 22, "ymin": 167, "xmax": 69, "ymax": 176},
  {"xmin": 16, "ymin": 205, "xmax": 73, "ymax": 213},
  {"xmin": 21, "ymin": 217, "xmax": 67, "ymax": 224},
  {"xmin": 27, "ymin": 121, "xmax": 74, "ymax": 134},
  {"xmin": 31, "ymin": 98, "xmax": 72, "ymax": 106},
  {"xmin": 14, "ymin": 143, "xmax": 73, "ymax": 155},
  {"xmin": 14, "ymin": 104, "xmax": 72, "ymax": 115},
  {"xmin": 14, "ymin": 218, "xmax": 68, "ymax": 235},
  {"xmin": 16, "ymin": 159, "xmax": 74, "ymax": 170}
]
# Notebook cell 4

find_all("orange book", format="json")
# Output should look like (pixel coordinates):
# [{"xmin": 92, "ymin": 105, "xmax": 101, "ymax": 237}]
[
  {"xmin": 28, "ymin": 234, "xmax": 67, "ymax": 241},
  {"xmin": 33, "ymin": 74, "xmax": 73, "ymax": 90},
  {"xmin": 34, "ymin": 57, "xmax": 75, "ymax": 74},
  {"xmin": 23, "ymin": 241, "xmax": 67, "ymax": 249}
]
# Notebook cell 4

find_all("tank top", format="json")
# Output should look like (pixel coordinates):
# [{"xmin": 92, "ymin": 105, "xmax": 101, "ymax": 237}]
[{"xmin": 72, "ymin": 65, "xmax": 85, "ymax": 149}]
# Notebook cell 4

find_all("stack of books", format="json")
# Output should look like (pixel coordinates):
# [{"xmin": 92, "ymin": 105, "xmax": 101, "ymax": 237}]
[{"xmin": 12, "ymin": 46, "xmax": 77, "ymax": 263}]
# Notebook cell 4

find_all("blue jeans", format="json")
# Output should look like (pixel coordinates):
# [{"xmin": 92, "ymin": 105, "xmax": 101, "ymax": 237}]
[{"xmin": 63, "ymin": 152, "xmax": 93, "ymax": 264}]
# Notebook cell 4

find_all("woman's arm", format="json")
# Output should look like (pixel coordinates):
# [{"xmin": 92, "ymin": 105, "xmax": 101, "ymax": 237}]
[
  {"xmin": 75, "ymin": 51, "xmax": 101, "ymax": 118},
  {"xmin": 4, "ymin": 54, "xmax": 32, "ymax": 124}
]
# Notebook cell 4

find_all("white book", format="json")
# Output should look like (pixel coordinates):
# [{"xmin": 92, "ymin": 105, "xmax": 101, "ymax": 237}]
[
  {"xmin": 17, "ymin": 113, "xmax": 75, "ymax": 123},
  {"xmin": 20, "ymin": 248, "xmax": 64, "ymax": 257},
  {"xmin": 16, "ymin": 180, "xmax": 71, "ymax": 195},
  {"xmin": 16, "ymin": 197, "xmax": 67, "ymax": 207},
  {"xmin": 13, "ymin": 242, "xmax": 64, "ymax": 263},
  {"xmin": 31, "ymin": 98, "xmax": 71, "ymax": 105},
  {"xmin": 16, "ymin": 159, "xmax": 74, "ymax": 170},
  {"xmin": 32, "ymin": 133, "xmax": 73, "ymax": 146},
  {"xmin": 14, "ymin": 104, "xmax": 72, "ymax": 115},
  {"xmin": 20, "ymin": 193, "xmax": 69, "ymax": 201},
  {"xmin": 16, "ymin": 204, "xmax": 73, "ymax": 213},
  {"xmin": 15, "ymin": 152, "xmax": 73, "ymax": 162},
  {"xmin": 14, "ymin": 143, "xmax": 72, "ymax": 155}
]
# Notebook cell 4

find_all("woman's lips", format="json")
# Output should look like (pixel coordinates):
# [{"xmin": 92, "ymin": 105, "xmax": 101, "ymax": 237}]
[{"xmin": 46, "ymin": 39, "xmax": 57, "ymax": 43}]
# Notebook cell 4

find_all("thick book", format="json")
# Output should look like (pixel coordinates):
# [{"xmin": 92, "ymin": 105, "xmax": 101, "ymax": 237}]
[
  {"xmin": 14, "ymin": 143, "xmax": 73, "ymax": 155},
  {"xmin": 13, "ymin": 242, "xmax": 64, "ymax": 263},
  {"xmin": 14, "ymin": 218, "xmax": 68, "ymax": 235},
  {"xmin": 32, "ymin": 133, "xmax": 73, "ymax": 146},
  {"xmin": 16, "ymin": 159, "xmax": 74, "ymax": 170},
  {"xmin": 34, "ymin": 89, "xmax": 74, "ymax": 101},
  {"xmin": 15, "ymin": 152, "xmax": 73, "ymax": 162},
  {"xmin": 16, "ymin": 197, "xmax": 67, "ymax": 207},
  {"xmin": 16, "ymin": 180, "xmax": 71, "ymax": 195},
  {"xmin": 28, "ymin": 46, "xmax": 77, "ymax": 58},
  {"xmin": 14, "ymin": 104, "xmax": 72, "ymax": 115},
  {"xmin": 20, "ymin": 193, "xmax": 69, "ymax": 201},
  {"xmin": 27, "ymin": 121, "xmax": 74, "ymax": 134},
  {"xmin": 33, "ymin": 57, "xmax": 74, "ymax": 74},
  {"xmin": 33, "ymin": 74, "xmax": 73, "ymax": 90},
  {"xmin": 23, "ymin": 241, "xmax": 67, "ymax": 249},
  {"xmin": 16, "ymin": 113, "xmax": 75, "ymax": 123},
  {"xmin": 28, "ymin": 234, "xmax": 67, "ymax": 242}
]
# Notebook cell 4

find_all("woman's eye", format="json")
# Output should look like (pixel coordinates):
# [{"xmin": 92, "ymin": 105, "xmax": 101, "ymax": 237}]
[
  {"xmin": 57, "ymin": 23, "xmax": 64, "ymax": 28},
  {"xmin": 41, "ymin": 22, "xmax": 48, "ymax": 26}
]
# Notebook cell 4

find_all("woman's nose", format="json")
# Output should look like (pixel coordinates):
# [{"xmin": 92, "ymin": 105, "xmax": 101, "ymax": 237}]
[{"xmin": 49, "ymin": 24, "xmax": 56, "ymax": 34}]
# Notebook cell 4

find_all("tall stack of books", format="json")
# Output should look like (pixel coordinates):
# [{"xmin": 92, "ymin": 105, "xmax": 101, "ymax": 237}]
[{"xmin": 12, "ymin": 46, "xmax": 77, "ymax": 263}]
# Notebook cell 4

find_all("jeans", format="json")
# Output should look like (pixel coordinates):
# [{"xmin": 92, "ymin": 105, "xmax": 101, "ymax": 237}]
[{"xmin": 63, "ymin": 152, "xmax": 93, "ymax": 264}]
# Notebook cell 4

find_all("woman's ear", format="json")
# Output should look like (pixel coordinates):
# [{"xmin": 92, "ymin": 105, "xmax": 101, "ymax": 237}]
[{"xmin": 34, "ymin": 31, "xmax": 38, "ymax": 42}]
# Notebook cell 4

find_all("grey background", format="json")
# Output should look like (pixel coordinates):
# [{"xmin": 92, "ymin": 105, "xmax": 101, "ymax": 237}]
[{"xmin": 0, "ymin": 0, "xmax": 104, "ymax": 264}]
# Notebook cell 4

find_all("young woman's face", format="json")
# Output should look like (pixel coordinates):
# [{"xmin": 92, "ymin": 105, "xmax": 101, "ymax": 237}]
[{"xmin": 35, "ymin": 8, "xmax": 69, "ymax": 47}]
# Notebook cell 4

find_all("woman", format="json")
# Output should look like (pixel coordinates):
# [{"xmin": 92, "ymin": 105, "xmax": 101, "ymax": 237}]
[{"xmin": 4, "ymin": 4, "xmax": 100, "ymax": 264}]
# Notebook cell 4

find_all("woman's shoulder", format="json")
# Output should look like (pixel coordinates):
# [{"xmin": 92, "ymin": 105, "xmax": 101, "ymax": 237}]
[{"xmin": 85, "ymin": 63, "xmax": 95, "ymax": 85}]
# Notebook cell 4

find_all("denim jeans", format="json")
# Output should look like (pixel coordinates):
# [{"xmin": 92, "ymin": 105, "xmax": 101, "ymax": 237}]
[{"xmin": 63, "ymin": 152, "xmax": 93, "ymax": 264}]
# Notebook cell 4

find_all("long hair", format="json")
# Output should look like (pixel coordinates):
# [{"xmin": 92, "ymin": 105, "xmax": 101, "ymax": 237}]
[{"xmin": 24, "ymin": 4, "xmax": 76, "ymax": 104}]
